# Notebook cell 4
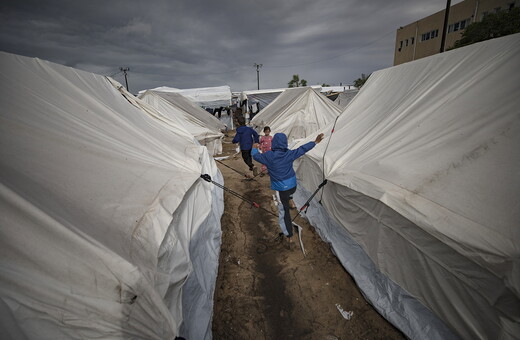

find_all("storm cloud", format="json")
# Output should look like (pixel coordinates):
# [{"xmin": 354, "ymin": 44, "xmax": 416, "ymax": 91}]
[{"xmin": 0, "ymin": 0, "xmax": 454, "ymax": 93}]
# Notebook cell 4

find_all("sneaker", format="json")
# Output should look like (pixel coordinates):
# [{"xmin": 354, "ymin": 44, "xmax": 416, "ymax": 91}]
[{"xmin": 253, "ymin": 166, "xmax": 259, "ymax": 177}]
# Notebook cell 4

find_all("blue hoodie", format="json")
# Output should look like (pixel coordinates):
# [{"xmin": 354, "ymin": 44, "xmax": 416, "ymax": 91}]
[
  {"xmin": 252, "ymin": 133, "xmax": 316, "ymax": 191},
  {"xmin": 232, "ymin": 126, "xmax": 259, "ymax": 150}
]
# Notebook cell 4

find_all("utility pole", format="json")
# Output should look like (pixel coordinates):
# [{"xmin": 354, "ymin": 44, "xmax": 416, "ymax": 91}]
[
  {"xmin": 440, "ymin": 0, "xmax": 451, "ymax": 53},
  {"xmin": 253, "ymin": 63, "xmax": 262, "ymax": 90},
  {"xmin": 119, "ymin": 67, "xmax": 130, "ymax": 92}
]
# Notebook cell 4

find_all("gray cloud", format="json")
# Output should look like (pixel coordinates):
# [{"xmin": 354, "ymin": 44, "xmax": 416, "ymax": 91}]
[{"xmin": 0, "ymin": 0, "xmax": 459, "ymax": 93}]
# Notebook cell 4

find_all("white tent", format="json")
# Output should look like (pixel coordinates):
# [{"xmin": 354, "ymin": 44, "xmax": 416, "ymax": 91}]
[
  {"xmin": 333, "ymin": 89, "xmax": 359, "ymax": 108},
  {"xmin": 140, "ymin": 86, "xmax": 233, "ymax": 130},
  {"xmin": 0, "ymin": 52, "xmax": 224, "ymax": 340},
  {"xmin": 140, "ymin": 85, "xmax": 232, "ymax": 109},
  {"xmin": 239, "ymin": 85, "xmax": 322, "ymax": 114},
  {"xmin": 294, "ymin": 33, "xmax": 520, "ymax": 340},
  {"xmin": 250, "ymin": 87, "xmax": 342, "ymax": 142},
  {"xmin": 321, "ymin": 85, "xmax": 356, "ymax": 93},
  {"xmin": 139, "ymin": 90, "xmax": 225, "ymax": 155}
]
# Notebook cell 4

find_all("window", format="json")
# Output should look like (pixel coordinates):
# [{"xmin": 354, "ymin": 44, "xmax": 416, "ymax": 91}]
[
  {"xmin": 448, "ymin": 19, "xmax": 471, "ymax": 33},
  {"xmin": 405, "ymin": 39, "xmax": 409, "ymax": 46},
  {"xmin": 421, "ymin": 29, "xmax": 439, "ymax": 41},
  {"xmin": 411, "ymin": 37, "xmax": 415, "ymax": 45}
]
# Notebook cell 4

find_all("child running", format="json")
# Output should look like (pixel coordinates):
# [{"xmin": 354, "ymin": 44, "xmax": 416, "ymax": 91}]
[
  {"xmin": 232, "ymin": 116, "xmax": 260, "ymax": 175},
  {"xmin": 259, "ymin": 126, "xmax": 273, "ymax": 176},
  {"xmin": 252, "ymin": 132, "xmax": 324, "ymax": 245}
]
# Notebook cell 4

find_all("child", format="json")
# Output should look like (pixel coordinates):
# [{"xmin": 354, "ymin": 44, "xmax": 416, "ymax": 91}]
[
  {"xmin": 232, "ymin": 116, "xmax": 259, "ymax": 175},
  {"xmin": 252, "ymin": 132, "xmax": 324, "ymax": 244},
  {"xmin": 259, "ymin": 126, "xmax": 273, "ymax": 176}
]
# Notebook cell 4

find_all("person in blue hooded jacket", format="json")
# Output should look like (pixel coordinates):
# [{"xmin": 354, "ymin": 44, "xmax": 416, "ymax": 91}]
[
  {"xmin": 232, "ymin": 116, "xmax": 260, "ymax": 174},
  {"xmin": 252, "ymin": 132, "xmax": 324, "ymax": 244}
]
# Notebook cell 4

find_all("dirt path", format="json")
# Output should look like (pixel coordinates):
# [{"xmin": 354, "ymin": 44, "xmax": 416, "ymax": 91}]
[{"xmin": 212, "ymin": 133, "xmax": 405, "ymax": 339}]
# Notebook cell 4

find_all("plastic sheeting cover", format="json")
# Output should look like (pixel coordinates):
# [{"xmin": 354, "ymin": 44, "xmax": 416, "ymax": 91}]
[
  {"xmin": 139, "ymin": 90, "xmax": 224, "ymax": 155},
  {"xmin": 250, "ymin": 87, "xmax": 341, "ymax": 142},
  {"xmin": 295, "ymin": 33, "xmax": 520, "ymax": 339},
  {"xmin": 0, "ymin": 52, "xmax": 223, "ymax": 339},
  {"xmin": 141, "ymin": 85, "xmax": 232, "ymax": 109}
]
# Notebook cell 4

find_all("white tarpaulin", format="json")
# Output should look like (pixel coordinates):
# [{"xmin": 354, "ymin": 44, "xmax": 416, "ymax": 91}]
[
  {"xmin": 295, "ymin": 33, "xmax": 520, "ymax": 340},
  {"xmin": 333, "ymin": 89, "xmax": 359, "ymax": 108},
  {"xmin": 140, "ymin": 85, "xmax": 232, "ymax": 109},
  {"xmin": 240, "ymin": 85, "xmax": 322, "ymax": 113},
  {"xmin": 0, "ymin": 52, "xmax": 224, "ymax": 340},
  {"xmin": 139, "ymin": 90, "xmax": 224, "ymax": 155},
  {"xmin": 250, "ymin": 87, "xmax": 341, "ymax": 142}
]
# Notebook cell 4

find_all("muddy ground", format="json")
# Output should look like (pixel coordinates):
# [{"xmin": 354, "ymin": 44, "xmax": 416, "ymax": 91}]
[{"xmin": 212, "ymin": 133, "xmax": 405, "ymax": 339}]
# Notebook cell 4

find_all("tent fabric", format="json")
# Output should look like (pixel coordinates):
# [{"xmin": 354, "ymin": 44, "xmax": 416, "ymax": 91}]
[
  {"xmin": 333, "ymin": 89, "xmax": 359, "ymax": 108},
  {"xmin": 295, "ymin": 33, "xmax": 520, "ymax": 340},
  {"xmin": 0, "ymin": 52, "xmax": 223, "ymax": 340},
  {"xmin": 139, "ymin": 90, "xmax": 224, "ymax": 155},
  {"xmin": 250, "ymin": 87, "xmax": 342, "ymax": 143},
  {"xmin": 140, "ymin": 85, "xmax": 232, "ymax": 109},
  {"xmin": 150, "ymin": 91, "xmax": 227, "ymax": 132},
  {"xmin": 240, "ymin": 86, "xmax": 322, "ymax": 113}
]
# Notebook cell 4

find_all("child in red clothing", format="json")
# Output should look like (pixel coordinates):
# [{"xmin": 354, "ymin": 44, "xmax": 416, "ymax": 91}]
[{"xmin": 259, "ymin": 126, "xmax": 273, "ymax": 175}]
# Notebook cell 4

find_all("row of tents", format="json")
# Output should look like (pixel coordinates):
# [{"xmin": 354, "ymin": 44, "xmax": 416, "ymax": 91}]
[
  {"xmin": 0, "ymin": 51, "xmax": 224, "ymax": 339},
  {"xmin": 257, "ymin": 33, "xmax": 519, "ymax": 340},
  {"xmin": 1, "ymin": 32, "xmax": 519, "ymax": 339}
]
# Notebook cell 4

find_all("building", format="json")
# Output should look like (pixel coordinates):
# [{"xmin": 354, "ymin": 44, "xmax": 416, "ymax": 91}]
[{"xmin": 394, "ymin": 0, "xmax": 518, "ymax": 65}]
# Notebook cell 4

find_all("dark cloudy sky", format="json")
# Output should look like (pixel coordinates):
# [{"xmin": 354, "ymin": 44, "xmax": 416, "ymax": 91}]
[{"xmin": 0, "ymin": 0, "xmax": 458, "ymax": 93}]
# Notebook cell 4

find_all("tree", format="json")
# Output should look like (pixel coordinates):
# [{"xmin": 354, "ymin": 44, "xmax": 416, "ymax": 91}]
[
  {"xmin": 288, "ymin": 74, "xmax": 308, "ymax": 88},
  {"xmin": 451, "ymin": 7, "xmax": 520, "ymax": 50},
  {"xmin": 353, "ymin": 73, "xmax": 370, "ymax": 88}
]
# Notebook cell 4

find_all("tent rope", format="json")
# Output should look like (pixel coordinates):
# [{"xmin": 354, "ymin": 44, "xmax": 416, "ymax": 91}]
[
  {"xmin": 215, "ymin": 159, "xmax": 259, "ymax": 180},
  {"xmin": 200, "ymin": 174, "xmax": 277, "ymax": 217}
]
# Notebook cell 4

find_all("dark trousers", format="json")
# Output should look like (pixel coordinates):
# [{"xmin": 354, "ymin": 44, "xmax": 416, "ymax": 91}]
[
  {"xmin": 241, "ymin": 149, "xmax": 254, "ymax": 170},
  {"xmin": 279, "ymin": 186, "xmax": 296, "ymax": 237}
]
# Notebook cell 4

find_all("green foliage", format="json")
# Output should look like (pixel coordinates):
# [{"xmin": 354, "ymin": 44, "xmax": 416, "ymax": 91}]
[
  {"xmin": 353, "ymin": 73, "xmax": 370, "ymax": 88},
  {"xmin": 321, "ymin": 83, "xmax": 330, "ymax": 87},
  {"xmin": 288, "ymin": 74, "xmax": 308, "ymax": 88},
  {"xmin": 451, "ymin": 8, "xmax": 520, "ymax": 49}
]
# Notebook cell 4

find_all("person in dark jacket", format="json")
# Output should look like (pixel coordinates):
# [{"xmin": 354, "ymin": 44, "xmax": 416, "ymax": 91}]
[
  {"xmin": 232, "ymin": 116, "xmax": 260, "ymax": 174},
  {"xmin": 252, "ymin": 132, "xmax": 324, "ymax": 244}
]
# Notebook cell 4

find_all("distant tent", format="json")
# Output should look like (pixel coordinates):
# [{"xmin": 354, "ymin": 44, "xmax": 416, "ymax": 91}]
[
  {"xmin": 140, "ymin": 86, "xmax": 233, "ymax": 130},
  {"xmin": 139, "ymin": 85, "xmax": 231, "ymax": 109},
  {"xmin": 250, "ymin": 87, "xmax": 342, "ymax": 142},
  {"xmin": 139, "ymin": 90, "xmax": 225, "ymax": 155},
  {"xmin": 0, "ymin": 52, "xmax": 223, "ymax": 340},
  {"xmin": 294, "ymin": 33, "xmax": 520, "ymax": 339},
  {"xmin": 239, "ymin": 85, "xmax": 322, "ymax": 114},
  {"xmin": 333, "ymin": 89, "xmax": 359, "ymax": 108}
]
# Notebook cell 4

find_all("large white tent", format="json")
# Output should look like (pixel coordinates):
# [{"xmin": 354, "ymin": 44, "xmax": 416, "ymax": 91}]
[
  {"xmin": 0, "ymin": 52, "xmax": 223, "ymax": 340},
  {"xmin": 139, "ymin": 90, "xmax": 225, "ymax": 155},
  {"xmin": 294, "ymin": 33, "xmax": 520, "ymax": 339},
  {"xmin": 250, "ymin": 87, "xmax": 342, "ymax": 142}
]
